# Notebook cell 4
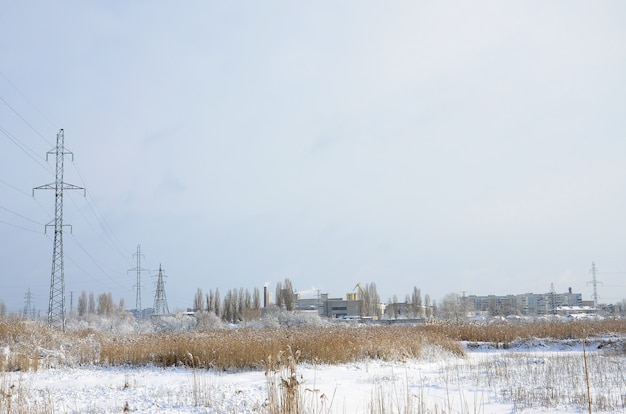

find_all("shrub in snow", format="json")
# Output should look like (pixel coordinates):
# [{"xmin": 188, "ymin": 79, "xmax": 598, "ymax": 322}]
[
  {"xmin": 194, "ymin": 312, "xmax": 225, "ymax": 330},
  {"xmin": 66, "ymin": 311, "xmax": 146, "ymax": 334},
  {"xmin": 151, "ymin": 314, "xmax": 198, "ymax": 332},
  {"xmin": 251, "ymin": 307, "xmax": 327, "ymax": 329}
]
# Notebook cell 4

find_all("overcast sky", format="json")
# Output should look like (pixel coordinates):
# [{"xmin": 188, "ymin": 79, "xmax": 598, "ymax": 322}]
[{"xmin": 1, "ymin": 1, "xmax": 625, "ymax": 314}]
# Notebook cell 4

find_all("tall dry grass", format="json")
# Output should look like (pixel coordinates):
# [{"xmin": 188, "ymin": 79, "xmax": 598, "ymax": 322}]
[
  {"xmin": 263, "ymin": 346, "xmax": 304, "ymax": 414},
  {"xmin": 423, "ymin": 319, "xmax": 626, "ymax": 344},
  {"xmin": 98, "ymin": 326, "xmax": 466, "ymax": 369},
  {"xmin": 1, "ymin": 317, "xmax": 625, "ymax": 372}
]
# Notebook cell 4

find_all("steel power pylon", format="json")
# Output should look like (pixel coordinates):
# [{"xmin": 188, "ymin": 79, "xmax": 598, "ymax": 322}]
[
  {"xmin": 153, "ymin": 264, "xmax": 170, "ymax": 315},
  {"xmin": 589, "ymin": 262, "xmax": 600, "ymax": 309},
  {"xmin": 23, "ymin": 288, "xmax": 34, "ymax": 319},
  {"xmin": 34, "ymin": 129, "xmax": 85, "ymax": 329},
  {"xmin": 128, "ymin": 244, "xmax": 149, "ymax": 318}
]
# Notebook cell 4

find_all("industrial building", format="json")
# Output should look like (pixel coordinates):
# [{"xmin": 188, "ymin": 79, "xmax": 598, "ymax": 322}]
[{"xmin": 295, "ymin": 293, "xmax": 362, "ymax": 318}]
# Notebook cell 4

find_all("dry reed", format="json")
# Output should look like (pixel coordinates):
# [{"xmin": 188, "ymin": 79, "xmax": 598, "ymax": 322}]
[{"xmin": 1, "ymin": 318, "xmax": 625, "ymax": 372}]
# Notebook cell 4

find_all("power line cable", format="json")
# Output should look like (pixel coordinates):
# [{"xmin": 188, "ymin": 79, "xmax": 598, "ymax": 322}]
[
  {"xmin": 0, "ymin": 205, "xmax": 45, "ymax": 226},
  {"xmin": 65, "ymin": 192, "xmax": 132, "ymax": 269},
  {"xmin": 62, "ymin": 251, "xmax": 123, "ymax": 292},
  {"xmin": 0, "ymin": 175, "xmax": 54, "ymax": 221},
  {"xmin": 66, "ymin": 233, "xmax": 127, "ymax": 289},
  {"xmin": 0, "ymin": 125, "xmax": 53, "ymax": 174},
  {"xmin": 71, "ymin": 160, "xmax": 133, "ymax": 265},
  {"xmin": 0, "ymin": 70, "xmax": 58, "ymax": 131},
  {"xmin": 0, "ymin": 219, "xmax": 41, "ymax": 233},
  {"xmin": 0, "ymin": 94, "xmax": 53, "ymax": 147},
  {"xmin": 0, "ymin": 178, "xmax": 33, "ymax": 197}
]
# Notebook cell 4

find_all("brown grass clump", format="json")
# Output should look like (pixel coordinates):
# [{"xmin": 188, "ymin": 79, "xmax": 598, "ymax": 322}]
[
  {"xmin": 0, "ymin": 318, "xmax": 58, "ymax": 372},
  {"xmin": 263, "ymin": 347, "xmax": 303, "ymax": 414}
]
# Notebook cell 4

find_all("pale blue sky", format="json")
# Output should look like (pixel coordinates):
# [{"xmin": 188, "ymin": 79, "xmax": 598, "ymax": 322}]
[{"xmin": 1, "ymin": 1, "xmax": 625, "ymax": 313}]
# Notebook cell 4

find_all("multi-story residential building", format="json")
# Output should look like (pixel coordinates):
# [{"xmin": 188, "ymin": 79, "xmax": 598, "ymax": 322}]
[{"xmin": 467, "ymin": 289, "xmax": 583, "ymax": 316}]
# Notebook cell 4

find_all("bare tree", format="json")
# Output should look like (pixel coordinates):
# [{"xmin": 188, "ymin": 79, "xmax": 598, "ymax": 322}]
[
  {"xmin": 439, "ymin": 293, "xmax": 463, "ymax": 321},
  {"xmin": 97, "ymin": 292, "xmax": 115, "ymax": 316},
  {"xmin": 193, "ymin": 288, "xmax": 204, "ymax": 312},
  {"xmin": 252, "ymin": 287, "xmax": 261, "ymax": 310},
  {"xmin": 244, "ymin": 288, "xmax": 252, "ymax": 310},
  {"xmin": 424, "ymin": 294, "xmax": 432, "ymax": 317},
  {"xmin": 221, "ymin": 288, "xmax": 242, "ymax": 323},
  {"xmin": 206, "ymin": 292, "xmax": 212, "ymax": 313},
  {"xmin": 88, "ymin": 292, "xmax": 96, "ymax": 314},
  {"xmin": 411, "ymin": 286, "xmax": 422, "ymax": 317},
  {"xmin": 77, "ymin": 291, "xmax": 87, "ymax": 317},
  {"xmin": 365, "ymin": 283, "xmax": 381, "ymax": 318},
  {"xmin": 214, "ymin": 288, "xmax": 221, "ymax": 318},
  {"xmin": 283, "ymin": 278, "xmax": 296, "ymax": 311},
  {"xmin": 231, "ymin": 289, "xmax": 237, "ymax": 321},
  {"xmin": 389, "ymin": 295, "xmax": 400, "ymax": 318},
  {"xmin": 238, "ymin": 287, "xmax": 246, "ymax": 318},
  {"xmin": 222, "ymin": 290, "xmax": 233, "ymax": 322},
  {"xmin": 275, "ymin": 281, "xmax": 284, "ymax": 308}
]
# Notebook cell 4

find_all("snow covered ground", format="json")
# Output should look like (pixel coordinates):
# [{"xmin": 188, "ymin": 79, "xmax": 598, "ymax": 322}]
[{"xmin": 3, "ymin": 340, "xmax": 625, "ymax": 413}]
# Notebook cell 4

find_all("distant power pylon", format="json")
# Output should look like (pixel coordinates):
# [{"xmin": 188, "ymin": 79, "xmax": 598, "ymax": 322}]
[
  {"xmin": 23, "ymin": 288, "xmax": 35, "ymax": 319},
  {"xmin": 128, "ymin": 244, "xmax": 149, "ymax": 318},
  {"xmin": 549, "ymin": 283, "xmax": 556, "ymax": 314},
  {"xmin": 589, "ymin": 262, "xmax": 601, "ymax": 309},
  {"xmin": 33, "ymin": 129, "xmax": 85, "ymax": 329},
  {"xmin": 153, "ymin": 264, "xmax": 170, "ymax": 315}
]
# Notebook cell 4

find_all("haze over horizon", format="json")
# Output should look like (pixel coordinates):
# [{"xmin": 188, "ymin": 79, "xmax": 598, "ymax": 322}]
[{"xmin": 1, "ymin": 1, "xmax": 625, "ymax": 314}]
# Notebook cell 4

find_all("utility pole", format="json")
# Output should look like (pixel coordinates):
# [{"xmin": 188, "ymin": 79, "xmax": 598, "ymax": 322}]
[
  {"xmin": 153, "ymin": 264, "xmax": 170, "ymax": 315},
  {"xmin": 34, "ymin": 129, "xmax": 85, "ymax": 330},
  {"xmin": 128, "ymin": 244, "xmax": 149, "ymax": 318}
]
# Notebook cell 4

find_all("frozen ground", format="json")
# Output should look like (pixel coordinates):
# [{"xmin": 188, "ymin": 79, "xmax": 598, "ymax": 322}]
[{"xmin": 3, "ymin": 340, "xmax": 625, "ymax": 413}]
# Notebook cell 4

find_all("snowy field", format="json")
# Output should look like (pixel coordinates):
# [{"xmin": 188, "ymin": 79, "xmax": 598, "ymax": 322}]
[{"xmin": 3, "ymin": 339, "xmax": 625, "ymax": 413}]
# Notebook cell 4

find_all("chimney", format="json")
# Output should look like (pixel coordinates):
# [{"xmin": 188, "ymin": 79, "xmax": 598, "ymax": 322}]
[{"xmin": 264, "ymin": 286, "xmax": 267, "ymax": 308}]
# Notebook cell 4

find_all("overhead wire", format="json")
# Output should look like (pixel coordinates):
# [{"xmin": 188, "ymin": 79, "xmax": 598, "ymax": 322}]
[
  {"xmin": 0, "ymin": 205, "xmax": 45, "ymax": 226},
  {"xmin": 66, "ymin": 233, "xmax": 127, "ymax": 289},
  {"xmin": 63, "ymin": 250, "xmax": 124, "ymax": 292},
  {"xmin": 0, "ymin": 219, "xmax": 41, "ymax": 233},
  {"xmin": 65, "ymin": 191, "xmax": 133, "ymax": 269},
  {"xmin": 0, "ymin": 177, "xmax": 33, "ymax": 198},
  {"xmin": 0, "ymin": 125, "xmax": 53, "ymax": 174},
  {"xmin": 0, "ymin": 177, "xmax": 54, "ymax": 229},
  {"xmin": 71, "ymin": 160, "xmax": 134, "ymax": 266},
  {"xmin": 0, "ymin": 70, "xmax": 58, "ymax": 131},
  {"xmin": 0, "ymin": 92, "xmax": 53, "ymax": 147}
]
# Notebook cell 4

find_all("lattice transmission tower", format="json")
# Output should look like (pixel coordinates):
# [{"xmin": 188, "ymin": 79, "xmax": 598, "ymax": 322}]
[
  {"xmin": 34, "ymin": 129, "xmax": 85, "ymax": 329},
  {"xmin": 589, "ymin": 261, "xmax": 601, "ymax": 309},
  {"xmin": 153, "ymin": 264, "xmax": 170, "ymax": 315},
  {"xmin": 128, "ymin": 244, "xmax": 149, "ymax": 318},
  {"xmin": 23, "ymin": 288, "xmax": 35, "ymax": 319}
]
